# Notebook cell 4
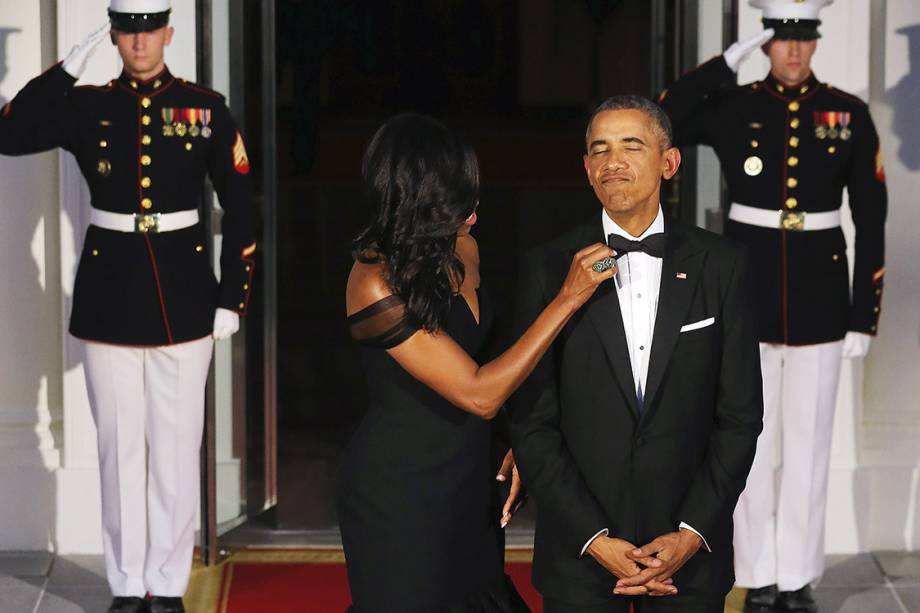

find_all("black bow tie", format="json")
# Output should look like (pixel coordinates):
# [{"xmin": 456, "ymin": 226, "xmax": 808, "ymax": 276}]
[{"xmin": 607, "ymin": 233, "xmax": 666, "ymax": 259}]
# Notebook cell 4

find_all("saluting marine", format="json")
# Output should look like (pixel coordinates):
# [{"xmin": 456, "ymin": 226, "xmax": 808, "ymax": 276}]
[
  {"xmin": 0, "ymin": 2, "xmax": 255, "ymax": 612},
  {"xmin": 659, "ymin": 1, "xmax": 886, "ymax": 612}
]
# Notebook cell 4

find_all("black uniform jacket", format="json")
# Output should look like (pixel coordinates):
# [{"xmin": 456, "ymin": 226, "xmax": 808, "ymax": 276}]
[
  {"xmin": 660, "ymin": 56, "xmax": 887, "ymax": 345},
  {"xmin": 0, "ymin": 63, "xmax": 255, "ymax": 345},
  {"xmin": 508, "ymin": 216, "xmax": 763, "ymax": 605}
]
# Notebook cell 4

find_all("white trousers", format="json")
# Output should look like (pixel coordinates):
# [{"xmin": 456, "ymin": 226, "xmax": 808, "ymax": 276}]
[
  {"xmin": 83, "ymin": 337, "xmax": 213, "ymax": 597},
  {"xmin": 733, "ymin": 341, "xmax": 844, "ymax": 591}
]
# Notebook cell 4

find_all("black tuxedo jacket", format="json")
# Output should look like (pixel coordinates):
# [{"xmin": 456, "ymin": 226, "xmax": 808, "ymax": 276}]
[{"xmin": 508, "ymin": 215, "xmax": 763, "ymax": 605}]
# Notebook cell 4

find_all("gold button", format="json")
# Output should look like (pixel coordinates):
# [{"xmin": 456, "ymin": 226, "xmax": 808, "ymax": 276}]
[
  {"xmin": 142, "ymin": 115, "xmax": 152, "ymax": 126},
  {"xmin": 141, "ymin": 155, "xmax": 152, "ymax": 166},
  {"xmin": 239, "ymin": 303, "xmax": 245, "ymax": 309},
  {"xmin": 142, "ymin": 135, "xmax": 152, "ymax": 146},
  {"xmin": 99, "ymin": 140, "xmax": 108, "ymax": 148},
  {"xmin": 788, "ymin": 156, "xmax": 799, "ymax": 167},
  {"xmin": 786, "ymin": 197, "xmax": 798, "ymax": 209},
  {"xmin": 832, "ymin": 254, "xmax": 840, "ymax": 261},
  {"xmin": 777, "ymin": 84, "xmax": 785, "ymax": 93},
  {"xmin": 130, "ymin": 80, "xmax": 138, "ymax": 89},
  {"xmin": 141, "ymin": 177, "xmax": 151, "ymax": 188},
  {"xmin": 874, "ymin": 306, "xmax": 880, "ymax": 313},
  {"xmin": 141, "ymin": 97, "xmax": 151, "ymax": 108},
  {"xmin": 154, "ymin": 79, "xmax": 162, "ymax": 88},
  {"xmin": 243, "ymin": 284, "xmax": 249, "ymax": 290},
  {"xmin": 91, "ymin": 249, "xmax": 99, "ymax": 256},
  {"xmin": 790, "ymin": 118, "xmax": 800, "ymax": 129},
  {"xmin": 828, "ymin": 146, "xmax": 837, "ymax": 154},
  {"xmin": 790, "ymin": 136, "xmax": 800, "ymax": 147},
  {"xmin": 195, "ymin": 245, "xmax": 204, "ymax": 253},
  {"xmin": 141, "ymin": 198, "xmax": 153, "ymax": 209},
  {"xmin": 245, "ymin": 266, "xmax": 251, "ymax": 272},
  {"xmin": 788, "ymin": 101, "xmax": 800, "ymax": 111},
  {"xmin": 871, "ymin": 325, "xmax": 877, "ymax": 332},
  {"xmin": 185, "ymin": 142, "xmax": 193, "ymax": 151},
  {"xmin": 787, "ymin": 177, "xmax": 798, "ymax": 188},
  {"xmin": 876, "ymin": 289, "xmax": 882, "ymax": 296},
  {"xmin": 751, "ymin": 140, "xmax": 759, "ymax": 148},
  {"xmin": 800, "ymin": 85, "xmax": 809, "ymax": 94}
]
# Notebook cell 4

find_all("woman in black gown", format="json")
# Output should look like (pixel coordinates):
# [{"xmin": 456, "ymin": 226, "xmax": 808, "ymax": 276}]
[{"xmin": 338, "ymin": 114, "xmax": 615, "ymax": 612}]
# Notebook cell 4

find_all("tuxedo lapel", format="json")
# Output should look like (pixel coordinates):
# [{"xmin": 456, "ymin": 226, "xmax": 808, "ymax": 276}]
[
  {"xmin": 574, "ymin": 219, "xmax": 642, "ymax": 420},
  {"xmin": 642, "ymin": 220, "xmax": 705, "ymax": 415}
]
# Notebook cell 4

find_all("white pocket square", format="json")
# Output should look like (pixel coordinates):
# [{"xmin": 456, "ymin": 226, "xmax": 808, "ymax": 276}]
[{"xmin": 680, "ymin": 317, "xmax": 715, "ymax": 333}]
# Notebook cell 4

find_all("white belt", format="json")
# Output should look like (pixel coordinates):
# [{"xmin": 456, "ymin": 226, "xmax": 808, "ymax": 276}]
[
  {"xmin": 728, "ymin": 203, "xmax": 841, "ymax": 232},
  {"xmin": 90, "ymin": 208, "xmax": 199, "ymax": 234}
]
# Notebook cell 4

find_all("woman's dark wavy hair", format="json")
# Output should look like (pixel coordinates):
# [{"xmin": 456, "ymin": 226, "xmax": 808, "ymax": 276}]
[{"xmin": 352, "ymin": 113, "xmax": 480, "ymax": 333}]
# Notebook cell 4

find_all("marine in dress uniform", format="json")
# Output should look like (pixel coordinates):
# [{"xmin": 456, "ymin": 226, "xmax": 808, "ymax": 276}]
[
  {"xmin": 0, "ymin": 2, "xmax": 255, "ymax": 612},
  {"xmin": 658, "ymin": 1, "xmax": 887, "ymax": 611}
]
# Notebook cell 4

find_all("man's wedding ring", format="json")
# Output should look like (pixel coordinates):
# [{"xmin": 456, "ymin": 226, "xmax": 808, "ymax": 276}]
[{"xmin": 592, "ymin": 256, "xmax": 617, "ymax": 273}]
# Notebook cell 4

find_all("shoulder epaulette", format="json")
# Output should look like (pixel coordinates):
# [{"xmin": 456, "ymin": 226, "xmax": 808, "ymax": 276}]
[
  {"xmin": 75, "ymin": 80, "xmax": 115, "ymax": 93},
  {"xmin": 176, "ymin": 78, "xmax": 225, "ymax": 100},
  {"xmin": 824, "ymin": 84, "xmax": 867, "ymax": 106}
]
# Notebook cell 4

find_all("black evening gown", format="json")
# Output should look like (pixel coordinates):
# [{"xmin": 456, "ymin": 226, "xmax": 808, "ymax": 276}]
[{"xmin": 338, "ymin": 289, "xmax": 529, "ymax": 613}]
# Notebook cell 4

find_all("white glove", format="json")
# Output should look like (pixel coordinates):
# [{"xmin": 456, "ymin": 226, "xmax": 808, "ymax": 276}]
[
  {"xmin": 723, "ymin": 29, "xmax": 775, "ymax": 73},
  {"xmin": 842, "ymin": 331, "xmax": 872, "ymax": 359},
  {"xmin": 212, "ymin": 308, "xmax": 240, "ymax": 340},
  {"xmin": 62, "ymin": 23, "xmax": 111, "ymax": 79}
]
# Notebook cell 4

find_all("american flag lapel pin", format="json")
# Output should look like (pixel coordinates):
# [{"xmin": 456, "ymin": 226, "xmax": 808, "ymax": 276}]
[{"xmin": 675, "ymin": 272, "xmax": 687, "ymax": 280}]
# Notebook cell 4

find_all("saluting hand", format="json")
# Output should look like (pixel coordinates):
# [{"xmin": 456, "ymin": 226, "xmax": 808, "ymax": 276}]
[
  {"xmin": 723, "ymin": 28, "xmax": 775, "ymax": 73},
  {"xmin": 62, "ymin": 22, "xmax": 112, "ymax": 79}
]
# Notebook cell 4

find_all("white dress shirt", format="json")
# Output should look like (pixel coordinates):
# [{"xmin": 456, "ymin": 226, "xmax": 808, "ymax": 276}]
[{"xmin": 580, "ymin": 206, "xmax": 710, "ymax": 556}]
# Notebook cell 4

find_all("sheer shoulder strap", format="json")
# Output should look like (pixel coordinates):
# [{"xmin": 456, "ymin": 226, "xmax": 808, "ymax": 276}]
[{"xmin": 347, "ymin": 294, "xmax": 420, "ymax": 349}]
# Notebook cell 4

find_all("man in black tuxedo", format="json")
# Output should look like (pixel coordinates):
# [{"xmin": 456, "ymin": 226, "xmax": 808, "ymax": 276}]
[{"xmin": 509, "ymin": 95, "xmax": 763, "ymax": 612}]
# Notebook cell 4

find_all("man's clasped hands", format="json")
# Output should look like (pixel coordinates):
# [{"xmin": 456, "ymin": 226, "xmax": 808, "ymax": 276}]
[{"xmin": 587, "ymin": 529, "xmax": 704, "ymax": 597}]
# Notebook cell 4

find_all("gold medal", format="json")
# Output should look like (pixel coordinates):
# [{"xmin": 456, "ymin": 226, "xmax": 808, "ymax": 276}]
[
  {"xmin": 97, "ymin": 159, "xmax": 112, "ymax": 176},
  {"xmin": 189, "ymin": 125, "xmax": 200, "ymax": 138},
  {"xmin": 175, "ymin": 122, "xmax": 187, "ymax": 137},
  {"xmin": 744, "ymin": 156, "xmax": 763, "ymax": 176},
  {"xmin": 840, "ymin": 127, "xmax": 852, "ymax": 140},
  {"xmin": 828, "ymin": 126, "xmax": 839, "ymax": 139},
  {"xmin": 163, "ymin": 124, "xmax": 174, "ymax": 137},
  {"xmin": 815, "ymin": 125, "xmax": 827, "ymax": 139}
]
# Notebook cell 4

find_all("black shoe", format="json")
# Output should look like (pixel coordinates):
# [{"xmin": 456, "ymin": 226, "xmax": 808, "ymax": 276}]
[
  {"xmin": 148, "ymin": 596, "xmax": 185, "ymax": 613},
  {"xmin": 777, "ymin": 585, "xmax": 818, "ymax": 612},
  {"xmin": 744, "ymin": 584, "xmax": 779, "ymax": 611},
  {"xmin": 107, "ymin": 597, "xmax": 148, "ymax": 613}
]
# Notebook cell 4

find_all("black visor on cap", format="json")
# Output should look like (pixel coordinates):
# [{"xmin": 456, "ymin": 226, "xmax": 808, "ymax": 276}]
[
  {"xmin": 109, "ymin": 9, "xmax": 171, "ymax": 33},
  {"xmin": 763, "ymin": 18, "xmax": 822, "ymax": 41}
]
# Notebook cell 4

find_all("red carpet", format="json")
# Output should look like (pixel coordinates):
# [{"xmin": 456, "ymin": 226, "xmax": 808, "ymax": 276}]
[{"xmin": 202, "ymin": 550, "xmax": 544, "ymax": 613}]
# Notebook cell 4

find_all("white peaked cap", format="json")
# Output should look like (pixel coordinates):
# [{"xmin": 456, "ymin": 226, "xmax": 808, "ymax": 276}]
[
  {"xmin": 749, "ymin": 0, "xmax": 834, "ymax": 20},
  {"xmin": 109, "ymin": 0, "xmax": 171, "ymax": 13}
]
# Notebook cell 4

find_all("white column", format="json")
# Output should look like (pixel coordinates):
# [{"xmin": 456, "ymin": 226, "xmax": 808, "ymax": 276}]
[
  {"xmin": 54, "ymin": 0, "xmax": 198, "ymax": 554},
  {"xmin": 862, "ymin": 0, "xmax": 920, "ymax": 552},
  {"xmin": 0, "ymin": 0, "xmax": 62, "ymax": 551}
]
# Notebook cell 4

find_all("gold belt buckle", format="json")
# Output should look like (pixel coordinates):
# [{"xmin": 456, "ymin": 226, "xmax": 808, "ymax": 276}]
[
  {"xmin": 780, "ymin": 210, "xmax": 806, "ymax": 231},
  {"xmin": 134, "ymin": 213, "xmax": 161, "ymax": 233}
]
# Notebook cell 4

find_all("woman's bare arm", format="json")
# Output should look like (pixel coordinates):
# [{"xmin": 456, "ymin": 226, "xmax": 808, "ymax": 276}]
[{"xmin": 346, "ymin": 242, "xmax": 615, "ymax": 419}]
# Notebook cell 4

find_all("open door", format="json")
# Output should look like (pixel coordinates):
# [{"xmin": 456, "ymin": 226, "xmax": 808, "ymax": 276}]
[{"xmin": 198, "ymin": 0, "xmax": 278, "ymax": 565}]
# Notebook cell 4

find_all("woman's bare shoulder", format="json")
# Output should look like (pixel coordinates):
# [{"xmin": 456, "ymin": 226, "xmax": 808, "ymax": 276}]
[{"xmin": 346, "ymin": 260, "xmax": 394, "ymax": 316}]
